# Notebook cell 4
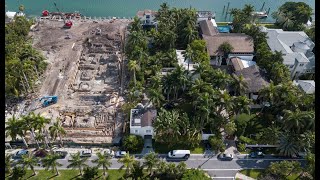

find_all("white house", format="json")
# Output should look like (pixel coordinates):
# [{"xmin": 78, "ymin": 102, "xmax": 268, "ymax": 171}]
[
  {"xmin": 130, "ymin": 108, "xmax": 157, "ymax": 138},
  {"xmin": 293, "ymin": 80, "xmax": 315, "ymax": 94},
  {"xmin": 136, "ymin": 10, "xmax": 157, "ymax": 28},
  {"xmin": 261, "ymin": 27, "xmax": 315, "ymax": 79},
  {"xmin": 176, "ymin": 50, "xmax": 199, "ymax": 71}
]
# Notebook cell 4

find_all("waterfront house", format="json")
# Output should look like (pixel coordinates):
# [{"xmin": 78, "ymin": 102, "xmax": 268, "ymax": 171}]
[
  {"xmin": 261, "ymin": 27, "xmax": 315, "ymax": 79},
  {"xmin": 233, "ymin": 65, "xmax": 269, "ymax": 101},
  {"xmin": 130, "ymin": 108, "xmax": 157, "ymax": 138},
  {"xmin": 136, "ymin": 9, "xmax": 158, "ymax": 29},
  {"xmin": 199, "ymin": 20, "xmax": 254, "ymax": 66},
  {"xmin": 293, "ymin": 80, "xmax": 315, "ymax": 94}
]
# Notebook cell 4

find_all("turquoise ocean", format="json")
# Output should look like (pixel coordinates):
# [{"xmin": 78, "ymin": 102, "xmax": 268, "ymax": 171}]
[{"xmin": 6, "ymin": 0, "xmax": 315, "ymax": 22}]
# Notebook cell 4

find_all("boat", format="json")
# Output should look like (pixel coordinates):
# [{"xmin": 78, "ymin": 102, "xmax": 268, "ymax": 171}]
[{"xmin": 251, "ymin": 11, "xmax": 268, "ymax": 19}]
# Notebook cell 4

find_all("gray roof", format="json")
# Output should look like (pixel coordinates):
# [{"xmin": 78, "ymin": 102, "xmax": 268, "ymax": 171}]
[
  {"xmin": 199, "ymin": 20, "xmax": 219, "ymax": 36},
  {"xmin": 265, "ymin": 28, "xmax": 314, "ymax": 54},
  {"xmin": 234, "ymin": 65, "xmax": 269, "ymax": 93},
  {"xmin": 231, "ymin": 57, "xmax": 244, "ymax": 71},
  {"xmin": 293, "ymin": 80, "xmax": 315, "ymax": 94},
  {"xmin": 282, "ymin": 52, "xmax": 309, "ymax": 65}
]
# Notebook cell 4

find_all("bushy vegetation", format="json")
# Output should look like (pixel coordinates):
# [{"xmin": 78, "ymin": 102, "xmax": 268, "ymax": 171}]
[
  {"xmin": 122, "ymin": 134, "xmax": 144, "ymax": 153},
  {"xmin": 5, "ymin": 15, "xmax": 47, "ymax": 98}
]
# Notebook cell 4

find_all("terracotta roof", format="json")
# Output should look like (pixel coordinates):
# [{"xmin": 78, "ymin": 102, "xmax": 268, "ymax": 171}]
[
  {"xmin": 202, "ymin": 34, "xmax": 254, "ymax": 56},
  {"xmin": 199, "ymin": 20, "xmax": 219, "ymax": 36},
  {"xmin": 234, "ymin": 65, "xmax": 269, "ymax": 93},
  {"xmin": 136, "ymin": 10, "xmax": 158, "ymax": 17},
  {"xmin": 141, "ymin": 109, "xmax": 157, "ymax": 127}
]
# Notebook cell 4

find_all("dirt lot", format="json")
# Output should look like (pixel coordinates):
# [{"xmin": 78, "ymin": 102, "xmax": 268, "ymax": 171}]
[{"xmin": 24, "ymin": 18, "xmax": 131, "ymax": 144}]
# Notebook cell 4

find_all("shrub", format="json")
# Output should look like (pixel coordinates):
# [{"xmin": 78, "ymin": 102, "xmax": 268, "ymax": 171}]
[
  {"xmin": 239, "ymin": 135, "xmax": 254, "ymax": 144},
  {"xmin": 122, "ymin": 134, "xmax": 144, "ymax": 153},
  {"xmin": 238, "ymin": 143, "xmax": 247, "ymax": 152},
  {"xmin": 208, "ymin": 135, "xmax": 224, "ymax": 152}
]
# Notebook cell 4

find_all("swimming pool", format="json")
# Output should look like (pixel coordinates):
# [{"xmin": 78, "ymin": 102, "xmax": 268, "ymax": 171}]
[{"xmin": 217, "ymin": 26, "xmax": 231, "ymax": 33}]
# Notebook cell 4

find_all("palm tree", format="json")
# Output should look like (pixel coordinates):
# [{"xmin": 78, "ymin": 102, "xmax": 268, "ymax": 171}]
[
  {"xmin": 128, "ymin": 161, "xmax": 144, "ymax": 180},
  {"xmin": 131, "ymin": 16, "xmax": 142, "ymax": 32},
  {"xmin": 231, "ymin": 74, "xmax": 248, "ymax": 96},
  {"xmin": 42, "ymin": 152, "xmax": 62, "ymax": 176},
  {"xmin": 5, "ymin": 154, "xmax": 13, "ymax": 175},
  {"xmin": 128, "ymin": 60, "xmax": 140, "ymax": 87},
  {"xmin": 282, "ymin": 110, "xmax": 314, "ymax": 133},
  {"xmin": 277, "ymin": 132, "xmax": 300, "ymax": 157},
  {"xmin": 5, "ymin": 116, "xmax": 28, "ymax": 148},
  {"xmin": 272, "ymin": 11, "xmax": 294, "ymax": 30},
  {"xmin": 117, "ymin": 153, "xmax": 135, "ymax": 177},
  {"xmin": 143, "ymin": 152, "xmax": 160, "ymax": 176},
  {"xmin": 91, "ymin": 151, "xmax": 112, "ymax": 177},
  {"xmin": 67, "ymin": 152, "xmax": 88, "ymax": 175},
  {"xmin": 218, "ymin": 42, "xmax": 234, "ymax": 58},
  {"xmin": 33, "ymin": 113, "xmax": 51, "ymax": 148},
  {"xmin": 49, "ymin": 118, "xmax": 66, "ymax": 147},
  {"xmin": 148, "ymin": 88, "xmax": 165, "ymax": 108},
  {"xmin": 18, "ymin": 4, "xmax": 25, "ymax": 13},
  {"xmin": 18, "ymin": 153, "xmax": 38, "ymax": 176},
  {"xmin": 21, "ymin": 113, "xmax": 40, "ymax": 148}
]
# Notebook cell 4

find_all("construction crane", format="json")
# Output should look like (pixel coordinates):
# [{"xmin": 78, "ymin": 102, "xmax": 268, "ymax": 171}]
[
  {"xmin": 39, "ymin": 96, "xmax": 58, "ymax": 107},
  {"xmin": 53, "ymin": 2, "xmax": 72, "ymax": 28}
]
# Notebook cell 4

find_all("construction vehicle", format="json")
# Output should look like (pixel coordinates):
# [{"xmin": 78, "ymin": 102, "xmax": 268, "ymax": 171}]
[
  {"xmin": 53, "ymin": 2, "xmax": 73, "ymax": 28},
  {"xmin": 39, "ymin": 96, "xmax": 58, "ymax": 107}
]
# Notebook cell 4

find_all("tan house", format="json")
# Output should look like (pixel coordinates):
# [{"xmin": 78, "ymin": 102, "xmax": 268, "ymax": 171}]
[{"xmin": 199, "ymin": 20, "xmax": 254, "ymax": 66}]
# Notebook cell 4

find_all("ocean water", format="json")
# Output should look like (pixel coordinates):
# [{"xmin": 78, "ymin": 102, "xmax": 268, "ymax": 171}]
[{"xmin": 6, "ymin": 0, "xmax": 315, "ymax": 22}]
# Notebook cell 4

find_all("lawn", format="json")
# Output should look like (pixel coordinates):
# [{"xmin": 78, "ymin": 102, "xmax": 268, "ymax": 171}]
[
  {"xmin": 154, "ymin": 141, "xmax": 204, "ymax": 154},
  {"xmin": 5, "ymin": 169, "xmax": 125, "ymax": 180},
  {"xmin": 239, "ymin": 169, "xmax": 300, "ymax": 180}
]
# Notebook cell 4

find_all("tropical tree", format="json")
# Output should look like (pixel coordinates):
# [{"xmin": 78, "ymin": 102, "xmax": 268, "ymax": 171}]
[
  {"xmin": 18, "ymin": 4, "xmax": 25, "ymax": 13},
  {"xmin": 67, "ymin": 152, "xmax": 88, "ymax": 175},
  {"xmin": 49, "ymin": 118, "xmax": 66, "ymax": 147},
  {"xmin": 282, "ymin": 110, "xmax": 314, "ymax": 133},
  {"xmin": 182, "ymin": 169, "xmax": 211, "ymax": 180},
  {"xmin": 5, "ymin": 154, "xmax": 13, "ymax": 175},
  {"xmin": 122, "ymin": 134, "xmax": 144, "ymax": 153},
  {"xmin": 128, "ymin": 60, "xmax": 140, "ymax": 87},
  {"xmin": 224, "ymin": 121, "xmax": 237, "ymax": 137},
  {"xmin": 9, "ymin": 167, "xmax": 26, "ymax": 180},
  {"xmin": 42, "ymin": 152, "xmax": 62, "ymax": 176},
  {"xmin": 143, "ymin": 152, "xmax": 160, "ymax": 176},
  {"xmin": 148, "ymin": 88, "xmax": 165, "ymax": 108},
  {"xmin": 130, "ymin": 16, "xmax": 142, "ymax": 32},
  {"xmin": 81, "ymin": 167, "xmax": 99, "ymax": 180},
  {"xmin": 231, "ymin": 74, "xmax": 248, "ymax": 95},
  {"xmin": 18, "ymin": 153, "xmax": 38, "ymax": 176},
  {"xmin": 277, "ymin": 132, "xmax": 300, "ymax": 157},
  {"xmin": 264, "ymin": 161, "xmax": 302, "ymax": 179},
  {"xmin": 208, "ymin": 135, "xmax": 225, "ymax": 153},
  {"xmin": 5, "ymin": 115, "xmax": 28, "ymax": 147},
  {"xmin": 218, "ymin": 42, "xmax": 234, "ymax": 59},
  {"xmin": 92, "ymin": 151, "xmax": 112, "ymax": 177},
  {"xmin": 127, "ymin": 161, "xmax": 144, "ymax": 180},
  {"xmin": 118, "ymin": 153, "xmax": 136, "ymax": 177}
]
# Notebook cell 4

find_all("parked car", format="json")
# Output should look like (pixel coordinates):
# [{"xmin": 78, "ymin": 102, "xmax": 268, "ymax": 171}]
[
  {"xmin": 79, "ymin": 149, "xmax": 92, "ymax": 158},
  {"xmin": 249, "ymin": 151, "xmax": 265, "ymax": 158},
  {"xmin": 218, "ymin": 153, "xmax": 233, "ymax": 161},
  {"xmin": 102, "ymin": 149, "xmax": 115, "ymax": 157},
  {"xmin": 13, "ymin": 149, "xmax": 29, "ymax": 159},
  {"xmin": 167, "ymin": 150, "xmax": 191, "ymax": 159},
  {"xmin": 115, "ymin": 151, "xmax": 127, "ymax": 158},
  {"xmin": 34, "ymin": 149, "xmax": 49, "ymax": 158}
]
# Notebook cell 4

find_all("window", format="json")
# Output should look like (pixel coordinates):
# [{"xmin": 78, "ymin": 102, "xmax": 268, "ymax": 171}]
[
  {"xmin": 134, "ymin": 130, "xmax": 139, "ymax": 133},
  {"xmin": 299, "ymin": 64, "xmax": 304, "ymax": 66},
  {"xmin": 146, "ymin": 130, "xmax": 152, "ymax": 133}
]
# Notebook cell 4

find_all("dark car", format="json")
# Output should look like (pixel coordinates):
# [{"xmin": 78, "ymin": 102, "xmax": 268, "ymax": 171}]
[
  {"xmin": 218, "ymin": 153, "xmax": 233, "ymax": 161},
  {"xmin": 249, "ymin": 151, "xmax": 265, "ymax": 158},
  {"xmin": 34, "ymin": 149, "xmax": 49, "ymax": 158}
]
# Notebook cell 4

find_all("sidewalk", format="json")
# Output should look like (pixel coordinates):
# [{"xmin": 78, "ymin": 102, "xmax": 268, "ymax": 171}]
[{"xmin": 235, "ymin": 173, "xmax": 256, "ymax": 180}]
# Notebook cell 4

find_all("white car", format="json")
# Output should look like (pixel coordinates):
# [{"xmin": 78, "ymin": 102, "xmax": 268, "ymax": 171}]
[
  {"xmin": 79, "ymin": 149, "xmax": 92, "ymax": 158},
  {"xmin": 115, "ymin": 151, "xmax": 127, "ymax": 158}
]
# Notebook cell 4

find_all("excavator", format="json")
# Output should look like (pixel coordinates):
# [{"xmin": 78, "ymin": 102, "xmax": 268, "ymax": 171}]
[
  {"xmin": 39, "ymin": 96, "xmax": 58, "ymax": 107},
  {"xmin": 53, "ymin": 2, "xmax": 73, "ymax": 28}
]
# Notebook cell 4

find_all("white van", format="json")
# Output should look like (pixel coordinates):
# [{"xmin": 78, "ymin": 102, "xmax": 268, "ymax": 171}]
[{"xmin": 167, "ymin": 150, "xmax": 191, "ymax": 159}]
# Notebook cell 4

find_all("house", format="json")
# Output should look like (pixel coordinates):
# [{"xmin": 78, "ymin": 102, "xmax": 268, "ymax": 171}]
[
  {"xmin": 293, "ymin": 80, "xmax": 315, "ymax": 94},
  {"xmin": 136, "ymin": 10, "xmax": 157, "ymax": 28},
  {"xmin": 230, "ymin": 57, "xmax": 256, "ymax": 71},
  {"xmin": 130, "ymin": 108, "xmax": 157, "ymax": 138},
  {"xmin": 233, "ymin": 65, "xmax": 269, "ymax": 100},
  {"xmin": 199, "ymin": 20, "xmax": 254, "ymax": 66},
  {"xmin": 261, "ymin": 27, "xmax": 315, "ymax": 79},
  {"xmin": 196, "ymin": 11, "xmax": 215, "ymax": 23}
]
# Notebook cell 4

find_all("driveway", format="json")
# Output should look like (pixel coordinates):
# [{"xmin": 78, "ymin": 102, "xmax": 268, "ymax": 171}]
[{"xmin": 141, "ymin": 135, "xmax": 154, "ymax": 155}]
